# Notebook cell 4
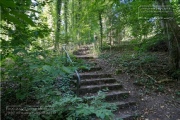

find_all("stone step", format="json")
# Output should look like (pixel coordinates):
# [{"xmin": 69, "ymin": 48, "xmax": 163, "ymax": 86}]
[
  {"xmin": 79, "ymin": 83, "xmax": 123, "ymax": 94},
  {"xmin": 73, "ymin": 51, "xmax": 90, "ymax": 55},
  {"xmin": 115, "ymin": 114, "xmax": 140, "ymax": 120},
  {"xmin": 75, "ymin": 55, "xmax": 94, "ymax": 59},
  {"xmin": 78, "ymin": 73, "xmax": 112, "ymax": 79},
  {"xmin": 105, "ymin": 91, "xmax": 130, "ymax": 101},
  {"xmin": 73, "ymin": 47, "xmax": 139, "ymax": 120},
  {"xmin": 79, "ymin": 67, "xmax": 102, "ymax": 72},
  {"xmin": 81, "ymin": 78, "xmax": 117, "ymax": 86},
  {"xmin": 113, "ymin": 101, "xmax": 136, "ymax": 109},
  {"xmin": 83, "ymin": 91, "xmax": 130, "ymax": 102},
  {"xmin": 84, "ymin": 60, "xmax": 98, "ymax": 66},
  {"xmin": 77, "ymin": 47, "xmax": 90, "ymax": 51}
]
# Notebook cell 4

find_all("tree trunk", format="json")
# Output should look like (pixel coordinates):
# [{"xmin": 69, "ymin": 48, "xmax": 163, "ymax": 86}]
[
  {"xmin": 167, "ymin": 20, "xmax": 180, "ymax": 72},
  {"xmin": 157, "ymin": 0, "xmax": 180, "ymax": 78},
  {"xmin": 99, "ymin": 12, "xmax": 103, "ymax": 49},
  {"xmin": 76, "ymin": 0, "xmax": 81, "ymax": 42},
  {"xmin": 72, "ymin": 0, "xmax": 74, "ymax": 33},
  {"xmin": 55, "ymin": 0, "xmax": 62, "ymax": 50},
  {"xmin": 64, "ymin": 0, "xmax": 68, "ymax": 42}
]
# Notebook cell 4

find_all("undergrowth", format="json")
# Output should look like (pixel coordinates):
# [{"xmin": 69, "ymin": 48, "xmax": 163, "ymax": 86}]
[
  {"xmin": 1, "ymin": 50, "xmax": 117, "ymax": 120},
  {"xmin": 138, "ymin": 34, "xmax": 168, "ymax": 52},
  {"xmin": 100, "ymin": 49, "xmax": 176, "ymax": 93}
]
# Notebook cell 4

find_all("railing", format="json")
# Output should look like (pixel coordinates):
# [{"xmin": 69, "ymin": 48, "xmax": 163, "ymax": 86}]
[{"xmin": 61, "ymin": 44, "xmax": 81, "ymax": 96}]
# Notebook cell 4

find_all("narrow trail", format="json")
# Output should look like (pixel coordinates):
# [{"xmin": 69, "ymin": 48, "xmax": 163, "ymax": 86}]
[{"xmin": 73, "ymin": 46, "xmax": 140, "ymax": 120}]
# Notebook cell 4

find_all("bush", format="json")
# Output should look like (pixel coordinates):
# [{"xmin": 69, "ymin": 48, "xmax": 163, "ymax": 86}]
[
  {"xmin": 100, "ymin": 50, "xmax": 171, "ymax": 91},
  {"xmin": 1, "ymin": 50, "xmax": 116, "ymax": 120},
  {"xmin": 139, "ymin": 34, "xmax": 168, "ymax": 52}
]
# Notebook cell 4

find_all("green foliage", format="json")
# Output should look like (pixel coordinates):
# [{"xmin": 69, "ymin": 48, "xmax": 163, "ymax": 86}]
[
  {"xmin": 138, "ymin": 34, "xmax": 168, "ymax": 52},
  {"xmin": 1, "ymin": 51, "xmax": 70, "ymax": 118},
  {"xmin": 28, "ymin": 91, "xmax": 116, "ymax": 120},
  {"xmin": 75, "ymin": 91, "xmax": 116, "ymax": 119},
  {"xmin": 100, "ymin": 50, "xmax": 172, "ymax": 91},
  {"xmin": 0, "ymin": 0, "xmax": 51, "ymax": 59},
  {"xmin": 171, "ymin": 69, "xmax": 180, "ymax": 79},
  {"xmin": 1, "ymin": 0, "xmax": 179, "ymax": 119},
  {"xmin": 175, "ymin": 91, "xmax": 180, "ymax": 97},
  {"xmin": 171, "ymin": 0, "xmax": 180, "ymax": 24},
  {"xmin": 0, "ymin": 0, "xmax": 35, "ymax": 26},
  {"xmin": 1, "ymin": 49, "xmax": 116, "ymax": 120}
]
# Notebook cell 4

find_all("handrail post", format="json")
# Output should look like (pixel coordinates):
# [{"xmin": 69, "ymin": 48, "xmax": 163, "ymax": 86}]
[
  {"xmin": 62, "ymin": 44, "xmax": 67, "ymax": 64},
  {"xmin": 61, "ymin": 45, "xmax": 81, "ymax": 96},
  {"xmin": 61, "ymin": 45, "xmax": 64, "ymax": 60}
]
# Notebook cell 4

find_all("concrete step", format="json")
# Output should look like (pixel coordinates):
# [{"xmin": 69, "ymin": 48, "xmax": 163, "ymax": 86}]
[
  {"xmin": 113, "ymin": 101, "xmax": 136, "ymax": 109},
  {"xmin": 105, "ymin": 91, "xmax": 130, "ymax": 101},
  {"xmin": 78, "ymin": 73, "xmax": 112, "ymax": 79},
  {"xmin": 75, "ymin": 55, "xmax": 94, "ymax": 59},
  {"xmin": 73, "ymin": 51, "xmax": 90, "ymax": 55},
  {"xmin": 81, "ymin": 78, "xmax": 117, "ymax": 86},
  {"xmin": 79, "ymin": 67, "xmax": 102, "ymax": 72},
  {"xmin": 115, "ymin": 114, "xmax": 140, "ymax": 120},
  {"xmin": 77, "ymin": 47, "xmax": 90, "ymax": 51},
  {"xmin": 73, "ymin": 47, "xmax": 139, "ymax": 120},
  {"xmin": 84, "ymin": 60, "xmax": 98, "ymax": 66},
  {"xmin": 83, "ymin": 91, "xmax": 130, "ymax": 102},
  {"xmin": 79, "ymin": 83, "xmax": 123, "ymax": 94}
]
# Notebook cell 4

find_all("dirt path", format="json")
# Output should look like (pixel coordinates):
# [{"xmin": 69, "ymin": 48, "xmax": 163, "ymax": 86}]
[{"xmin": 97, "ymin": 51, "xmax": 180, "ymax": 120}]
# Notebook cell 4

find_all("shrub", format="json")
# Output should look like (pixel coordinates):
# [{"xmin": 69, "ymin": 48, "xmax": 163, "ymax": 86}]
[
  {"xmin": 1, "ymin": 50, "xmax": 116, "ymax": 120},
  {"xmin": 139, "ymin": 34, "xmax": 168, "ymax": 52}
]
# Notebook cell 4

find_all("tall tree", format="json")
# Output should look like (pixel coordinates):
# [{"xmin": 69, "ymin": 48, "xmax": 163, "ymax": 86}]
[
  {"xmin": 55, "ymin": 0, "xmax": 62, "ymax": 50},
  {"xmin": 99, "ymin": 12, "xmax": 103, "ymax": 49},
  {"xmin": 156, "ymin": 0, "xmax": 180, "ymax": 74},
  {"xmin": 64, "ymin": 0, "xmax": 69, "ymax": 43}
]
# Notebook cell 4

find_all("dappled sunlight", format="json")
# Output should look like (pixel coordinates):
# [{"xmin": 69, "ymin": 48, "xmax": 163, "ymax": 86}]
[{"xmin": 1, "ymin": 0, "xmax": 179, "ymax": 119}]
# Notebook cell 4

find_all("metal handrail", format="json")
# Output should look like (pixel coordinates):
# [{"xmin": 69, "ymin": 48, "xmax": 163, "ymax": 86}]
[{"xmin": 62, "ymin": 45, "xmax": 81, "ymax": 96}]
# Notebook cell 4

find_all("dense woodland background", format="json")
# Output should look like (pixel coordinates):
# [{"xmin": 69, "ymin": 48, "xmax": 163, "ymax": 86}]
[{"xmin": 0, "ymin": 0, "xmax": 180, "ymax": 119}]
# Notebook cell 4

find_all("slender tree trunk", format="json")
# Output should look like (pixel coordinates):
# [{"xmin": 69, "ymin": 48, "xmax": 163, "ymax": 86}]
[
  {"xmin": 99, "ymin": 12, "xmax": 103, "ymax": 49},
  {"xmin": 69, "ymin": 0, "xmax": 75, "ymax": 42},
  {"xmin": 64, "ymin": 0, "xmax": 69, "ymax": 43},
  {"xmin": 109, "ymin": 17, "xmax": 112, "ymax": 46},
  {"xmin": 55, "ymin": 0, "xmax": 62, "ymax": 50},
  {"xmin": 72, "ymin": 0, "xmax": 74, "ymax": 33},
  {"xmin": 110, "ymin": 32, "xmax": 112, "ymax": 46},
  {"xmin": 76, "ymin": 0, "xmax": 81, "ymax": 43},
  {"xmin": 89, "ymin": 18, "xmax": 91, "ymax": 42}
]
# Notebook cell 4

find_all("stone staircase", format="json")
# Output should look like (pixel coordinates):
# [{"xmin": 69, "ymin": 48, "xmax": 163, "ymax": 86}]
[{"xmin": 73, "ymin": 46, "xmax": 140, "ymax": 120}]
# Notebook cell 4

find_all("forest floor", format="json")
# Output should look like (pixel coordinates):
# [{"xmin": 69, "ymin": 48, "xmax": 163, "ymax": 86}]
[{"xmin": 97, "ymin": 48, "xmax": 180, "ymax": 120}]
